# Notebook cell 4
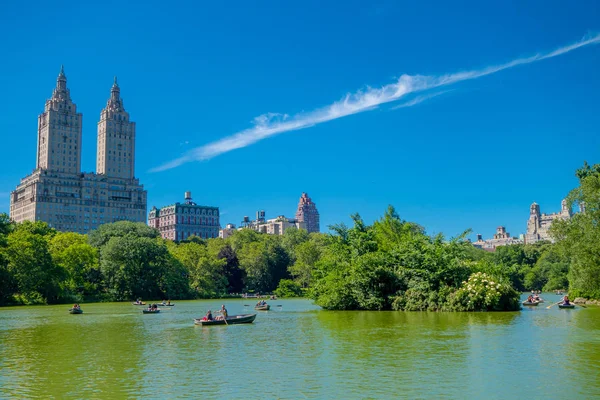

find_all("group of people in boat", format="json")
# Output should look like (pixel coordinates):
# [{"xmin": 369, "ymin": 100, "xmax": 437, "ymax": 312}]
[
  {"xmin": 72, "ymin": 304, "xmax": 81, "ymax": 310},
  {"xmin": 256, "ymin": 300, "xmax": 268, "ymax": 307},
  {"xmin": 526, "ymin": 293, "xmax": 572, "ymax": 306},
  {"xmin": 146, "ymin": 304, "xmax": 159, "ymax": 311},
  {"xmin": 526, "ymin": 294, "xmax": 543, "ymax": 303},
  {"xmin": 201, "ymin": 305, "xmax": 228, "ymax": 321}
]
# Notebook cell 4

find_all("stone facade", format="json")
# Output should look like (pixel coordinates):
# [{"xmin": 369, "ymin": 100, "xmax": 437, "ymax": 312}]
[
  {"xmin": 148, "ymin": 192, "xmax": 219, "ymax": 241},
  {"xmin": 473, "ymin": 226, "xmax": 523, "ymax": 251},
  {"xmin": 525, "ymin": 200, "xmax": 572, "ymax": 244},
  {"xmin": 10, "ymin": 67, "xmax": 147, "ymax": 233},
  {"xmin": 295, "ymin": 192, "xmax": 320, "ymax": 233}
]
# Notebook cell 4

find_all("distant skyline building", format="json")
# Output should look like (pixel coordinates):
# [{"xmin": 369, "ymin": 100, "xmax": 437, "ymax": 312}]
[
  {"xmin": 225, "ymin": 193, "xmax": 320, "ymax": 237},
  {"xmin": 219, "ymin": 223, "xmax": 237, "ymax": 239},
  {"xmin": 473, "ymin": 226, "xmax": 522, "ymax": 251},
  {"xmin": 148, "ymin": 192, "xmax": 219, "ymax": 241},
  {"xmin": 236, "ymin": 213, "xmax": 305, "ymax": 236},
  {"xmin": 525, "ymin": 200, "xmax": 574, "ymax": 244},
  {"xmin": 295, "ymin": 192, "xmax": 320, "ymax": 233},
  {"xmin": 10, "ymin": 67, "xmax": 147, "ymax": 233}
]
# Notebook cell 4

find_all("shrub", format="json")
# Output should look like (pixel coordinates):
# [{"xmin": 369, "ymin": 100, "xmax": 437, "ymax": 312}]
[{"xmin": 447, "ymin": 272, "xmax": 520, "ymax": 311}]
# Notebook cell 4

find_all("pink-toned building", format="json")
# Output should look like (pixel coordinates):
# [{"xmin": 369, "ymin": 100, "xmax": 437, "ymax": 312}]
[
  {"xmin": 295, "ymin": 192, "xmax": 320, "ymax": 233},
  {"xmin": 148, "ymin": 192, "xmax": 219, "ymax": 241}
]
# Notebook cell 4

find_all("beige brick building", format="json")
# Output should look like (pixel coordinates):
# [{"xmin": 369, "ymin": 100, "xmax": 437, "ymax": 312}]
[{"xmin": 10, "ymin": 67, "xmax": 147, "ymax": 233}]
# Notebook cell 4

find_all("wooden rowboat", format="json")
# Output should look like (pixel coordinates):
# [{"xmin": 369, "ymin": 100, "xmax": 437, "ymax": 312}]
[
  {"xmin": 142, "ymin": 309, "xmax": 160, "ymax": 314},
  {"xmin": 254, "ymin": 304, "xmax": 270, "ymax": 311},
  {"xmin": 522, "ymin": 301, "xmax": 539, "ymax": 306},
  {"xmin": 132, "ymin": 302, "xmax": 146, "ymax": 306},
  {"xmin": 194, "ymin": 314, "xmax": 257, "ymax": 326},
  {"xmin": 558, "ymin": 304, "xmax": 575, "ymax": 309},
  {"xmin": 69, "ymin": 308, "xmax": 83, "ymax": 314}
]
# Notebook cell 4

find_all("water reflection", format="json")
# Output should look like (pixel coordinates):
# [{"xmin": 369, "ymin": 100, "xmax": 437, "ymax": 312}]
[
  {"xmin": 0, "ymin": 303, "xmax": 145, "ymax": 398},
  {"xmin": 0, "ymin": 299, "xmax": 599, "ymax": 399}
]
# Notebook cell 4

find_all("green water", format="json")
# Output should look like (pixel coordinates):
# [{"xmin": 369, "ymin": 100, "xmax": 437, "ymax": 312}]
[{"xmin": 1, "ymin": 294, "xmax": 599, "ymax": 399}]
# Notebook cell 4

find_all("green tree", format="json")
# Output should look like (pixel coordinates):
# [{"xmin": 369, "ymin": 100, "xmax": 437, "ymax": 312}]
[
  {"xmin": 553, "ymin": 161, "xmax": 600, "ymax": 299},
  {"xmin": 167, "ymin": 241, "xmax": 226, "ymax": 298},
  {"xmin": 274, "ymin": 279, "xmax": 303, "ymax": 297},
  {"xmin": 289, "ymin": 238, "xmax": 321, "ymax": 288},
  {"xmin": 4, "ymin": 229, "xmax": 64, "ymax": 303},
  {"xmin": 237, "ymin": 235, "xmax": 291, "ymax": 293},
  {"xmin": 213, "ymin": 242, "xmax": 245, "ymax": 293},
  {"xmin": 88, "ymin": 221, "xmax": 159, "ymax": 248},
  {"xmin": 0, "ymin": 213, "xmax": 15, "ymax": 304},
  {"xmin": 49, "ymin": 232, "xmax": 99, "ymax": 295},
  {"xmin": 100, "ymin": 235, "xmax": 181, "ymax": 300}
]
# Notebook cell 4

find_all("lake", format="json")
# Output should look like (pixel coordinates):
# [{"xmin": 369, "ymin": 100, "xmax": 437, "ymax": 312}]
[{"xmin": 1, "ymin": 294, "xmax": 599, "ymax": 399}]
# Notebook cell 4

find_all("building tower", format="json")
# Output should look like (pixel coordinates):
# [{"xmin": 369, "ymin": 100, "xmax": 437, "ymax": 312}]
[
  {"xmin": 295, "ymin": 192, "xmax": 320, "ymax": 233},
  {"xmin": 526, "ymin": 202, "xmax": 541, "ymax": 237},
  {"xmin": 96, "ymin": 77, "xmax": 136, "ymax": 179},
  {"xmin": 36, "ymin": 66, "xmax": 83, "ymax": 174},
  {"xmin": 560, "ymin": 199, "xmax": 572, "ymax": 218}
]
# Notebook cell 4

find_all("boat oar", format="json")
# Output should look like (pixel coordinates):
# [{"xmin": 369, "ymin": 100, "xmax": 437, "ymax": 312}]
[
  {"xmin": 547, "ymin": 301, "xmax": 562, "ymax": 309},
  {"xmin": 217, "ymin": 310, "xmax": 229, "ymax": 325}
]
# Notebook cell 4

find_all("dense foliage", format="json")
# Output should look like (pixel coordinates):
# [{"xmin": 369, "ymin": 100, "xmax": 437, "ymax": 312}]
[
  {"xmin": 0, "ymin": 218, "xmax": 316, "ymax": 305},
  {"xmin": 309, "ymin": 207, "xmax": 521, "ymax": 311},
  {"xmin": 3, "ymin": 161, "xmax": 600, "ymax": 308},
  {"xmin": 552, "ymin": 161, "xmax": 600, "ymax": 300}
]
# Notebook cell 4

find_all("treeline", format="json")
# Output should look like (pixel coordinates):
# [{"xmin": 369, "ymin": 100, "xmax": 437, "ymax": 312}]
[
  {"xmin": 0, "ymin": 217, "xmax": 321, "ymax": 305},
  {"xmin": 1, "ymin": 162, "xmax": 599, "ymax": 309},
  {"xmin": 0, "ymin": 207, "xmax": 566, "ymax": 310}
]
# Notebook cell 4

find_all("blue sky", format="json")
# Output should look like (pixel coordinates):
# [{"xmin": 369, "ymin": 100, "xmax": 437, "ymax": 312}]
[{"xmin": 1, "ymin": 0, "xmax": 599, "ymax": 239}]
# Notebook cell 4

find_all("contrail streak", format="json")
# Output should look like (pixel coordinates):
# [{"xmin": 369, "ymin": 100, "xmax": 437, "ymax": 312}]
[{"xmin": 151, "ymin": 33, "xmax": 600, "ymax": 172}]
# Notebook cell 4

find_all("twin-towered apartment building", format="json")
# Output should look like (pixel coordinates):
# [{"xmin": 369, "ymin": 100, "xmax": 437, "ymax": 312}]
[
  {"xmin": 9, "ymin": 68, "xmax": 320, "ymax": 240},
  {"xmin": 10, "ymin": 67, "xmax": 146, "ymax": 232}
]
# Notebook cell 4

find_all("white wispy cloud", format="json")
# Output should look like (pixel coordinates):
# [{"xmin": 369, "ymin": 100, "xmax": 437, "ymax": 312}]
[
  {"xmin": 151, "ymin": 33, "xmax": 600, "ymax": 172},
  {"xmin": 391, "ymin": 90, "xmax": 452, "ymax": 110}
]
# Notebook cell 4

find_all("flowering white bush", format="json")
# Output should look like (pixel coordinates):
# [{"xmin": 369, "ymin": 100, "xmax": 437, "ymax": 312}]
[{"xmin": 448, "ymin": 272, "xmax": 520, "ymax": 311}]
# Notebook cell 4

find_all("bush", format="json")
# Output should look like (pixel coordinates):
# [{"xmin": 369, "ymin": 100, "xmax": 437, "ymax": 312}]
[
  {"xmin": 13, "ymin": 292, "xmax": 46, "ymax": 305},
  {"xmin": 446, "ymin": 272, "xmax": 520, "ymax": 311},
  {"xmin": 274, "ymin": 279, "xmax": 303, "ymax": 298}
]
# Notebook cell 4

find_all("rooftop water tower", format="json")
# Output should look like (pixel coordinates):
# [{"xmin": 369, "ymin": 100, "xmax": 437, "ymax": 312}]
[{"xmin": 184, "ymin": 191, "xmax": 196, "ymax": 205}]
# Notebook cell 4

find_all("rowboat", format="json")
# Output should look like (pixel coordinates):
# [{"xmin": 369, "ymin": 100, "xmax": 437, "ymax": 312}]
[
  {"xmin": 142, "ymin": 309, "xmax": 160, "ymax": 314},
  {"xmin": 69, "ymin": 308, "xmax": 83, "ymax": 314},
  {"xmin": 255, "ymin": 304, "xmax": 270, "ymax": 311},
  {"xmin": 132, "ymin": 302, "xmax": 146, "ymax": 306},
  {"xmin": 159, "ymin": 303, "xmax": 175, "ymax": 307},
  {"xmin": 522, "ymin": 301, "xmax": 539, "ymax": 306},
  {"xmin": 194, "ymin": 314, "xmax": 257, "ymax": 326},
  {"xmin": 558, "ymin": 304, "xmax": 575, "ymax": 309}
]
